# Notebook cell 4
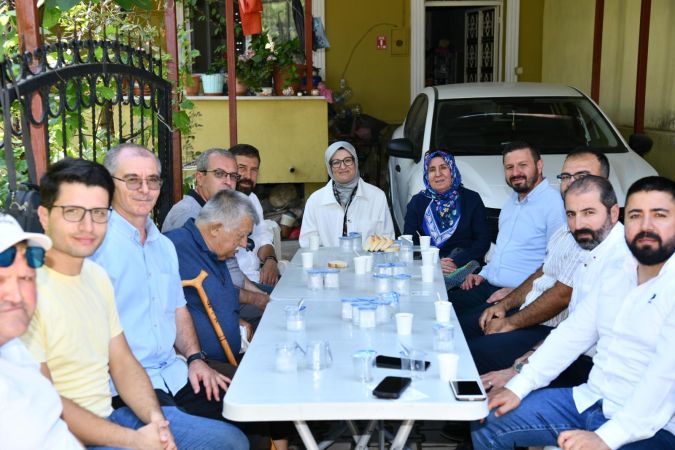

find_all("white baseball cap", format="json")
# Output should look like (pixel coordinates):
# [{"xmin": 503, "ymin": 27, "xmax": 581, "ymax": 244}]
[{"xmin": 0, "ymin": 214, "xmax": 52, "ymax": 253}]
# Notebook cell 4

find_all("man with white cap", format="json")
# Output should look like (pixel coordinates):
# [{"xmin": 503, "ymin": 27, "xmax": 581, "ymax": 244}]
[
  {"xmin": 0, "ymin": 214, "xmax": 82, "ymax": 449},
  {"xmin": 299, "ymin": 141, "xmax": 394, "ymax": 248}
]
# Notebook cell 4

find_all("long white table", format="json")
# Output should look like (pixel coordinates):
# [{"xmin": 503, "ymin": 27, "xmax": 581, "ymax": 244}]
[{"xmin": 223, "ymin": 247, "xmax": 487, "ymax": 449}]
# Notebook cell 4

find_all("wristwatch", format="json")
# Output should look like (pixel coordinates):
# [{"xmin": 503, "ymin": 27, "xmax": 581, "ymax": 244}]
[
  {"xmin": 513, "ymin": 361, "xmax": 527, "ymax": 374},
  {"xmin": 262, "ymin": 255, "xmax": 278, "ymax": 264},
  {"xmin": 187, "ymin": 351, "xmax": 207, "ymax": 366}
]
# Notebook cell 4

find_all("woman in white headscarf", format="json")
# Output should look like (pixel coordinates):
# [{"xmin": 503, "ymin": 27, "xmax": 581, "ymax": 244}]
[{"xmin": 299, "ymin": 141, "xmax": 394, "ymax": 248}]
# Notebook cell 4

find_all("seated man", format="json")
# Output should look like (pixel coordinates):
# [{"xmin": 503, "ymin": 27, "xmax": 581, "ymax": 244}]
[
  {"xmin": 162, "ymin": 147, "xmax": 268, "ymax": 324},
  {"xmin": 90, "ymin": 145, "xmax": 248, "ymax": 446},
  {"xmin": 0, "ymin": 214, "xmax": 82, "ymax": 450},
  {"xmin": 454, "ymin": 141, "xmax": 565, "ymax": 314},
  {"xmin": 472, "ymin": 176, "xmax": 675, "ymax": 450},
  {"xmin": 166, "ymin": 189, "xmax": 292, "ymax": 449},
  {"xmin": 231, "ymin": 144, "xmax": 280, "ymax": 289},
  {"xmin": 462, "ymin": 149, "xmax": 611, "ymax": 378},
  {"xmin": 25, "ymin": 158, "xmax": 245, "ymax": 449},
  {"xmin": 299, "ymin": 141, "xmax": 394, "ymax": 247}
]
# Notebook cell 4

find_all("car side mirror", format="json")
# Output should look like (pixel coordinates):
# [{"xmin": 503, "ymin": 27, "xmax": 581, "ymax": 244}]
[
  {"xmin": 628, "ymin": 134, "xmax": 653, "ymax": 156},
  {"xmin": 388, "ymin": 138, "xmax": 422, "ymax": 162}
]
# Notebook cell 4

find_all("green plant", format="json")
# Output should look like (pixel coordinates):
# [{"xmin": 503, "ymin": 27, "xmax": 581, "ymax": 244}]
[
  {"xmin": 270, "ymin": 35, "xmax": 303, "ymax": 88},
  {"xmin": 235, "ymin": 33, "xmax": 275, "ymax": 91}
]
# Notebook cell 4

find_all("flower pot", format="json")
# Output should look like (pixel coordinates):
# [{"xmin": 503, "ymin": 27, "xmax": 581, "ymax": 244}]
[
  {"xmin": 201, "ymin": 73, "xmax": 224, "ymax": 95},
  {"xmin": 184, "ymin": 74, "xmax": 201, "ymax": 96},
  {"xmin": 273, "ymin": 64, "xmax": 306, "ymax": 96},
  {"xmin": 235, "ymin": 78, "xmax": 248, "ymax": 96}
]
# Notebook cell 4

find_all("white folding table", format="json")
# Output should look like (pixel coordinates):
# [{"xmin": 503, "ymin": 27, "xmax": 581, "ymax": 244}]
[{"xmin": 223, "ymin": 248, "xmax": 487, "ymax": 449}]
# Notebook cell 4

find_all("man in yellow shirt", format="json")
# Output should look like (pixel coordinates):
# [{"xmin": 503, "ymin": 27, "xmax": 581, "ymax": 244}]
[{"xmin": 23, "ymin": 158, "xmax": 247, "ymax": 449}]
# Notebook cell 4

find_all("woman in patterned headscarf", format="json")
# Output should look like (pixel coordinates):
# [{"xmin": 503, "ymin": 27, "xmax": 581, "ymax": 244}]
[{"xmin": 404, "ymin": 150, "xmax": 490, "ymax": 285}]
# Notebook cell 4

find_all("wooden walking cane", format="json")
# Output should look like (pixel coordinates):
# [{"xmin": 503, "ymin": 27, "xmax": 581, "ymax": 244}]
[{"xmin": 182, "ymin": 270, "xmax": 239, "ymax": 366}]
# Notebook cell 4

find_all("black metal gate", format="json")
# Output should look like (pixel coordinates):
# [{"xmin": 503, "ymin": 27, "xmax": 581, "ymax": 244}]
[{"xmin": 0, "ymin": 38, "xmax": 175, "ymax": 223}]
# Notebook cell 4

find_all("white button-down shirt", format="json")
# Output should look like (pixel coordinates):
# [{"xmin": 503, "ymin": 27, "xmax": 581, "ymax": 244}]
[
  {"xmin": 299, "ymin": 178, "xmax": 394, "ymax": 248},
  {"xmin": 508, "ymin": 245, "xmax": 675, "ymax": 449},
  {"xmin": 236, "ymin": 193, "xmax": 273, "ymax": 282},
  {"xmin": 519, "ymin": 224, "xmax": 588, "ymax": 327},
  {"xmin": 0, "ymin": 339, "xmax": 83, "ymax": 449}
]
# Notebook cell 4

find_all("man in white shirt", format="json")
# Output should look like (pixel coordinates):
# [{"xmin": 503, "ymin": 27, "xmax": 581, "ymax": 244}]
[
  {"xmin": 299, "ymin": 141, "xmax": 394, "ymax": 248},
  {"xmin": 0, "ymin": 214, "xmax": 82, "ymax": 450},
  {"xmin": 231, "ymin": 144, "xmax": 279, "ymax": 288},
  {"xmin": 472, "ymin": 176, "xmax": 675, "ymax": 450}
]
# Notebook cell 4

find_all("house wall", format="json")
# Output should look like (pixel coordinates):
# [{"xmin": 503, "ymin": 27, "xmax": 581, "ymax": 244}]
[
  {"xmin": 517, "ymin": 0, "xmax": 544, "ymax": 82},
  {"xmin": 540, "ymin": 0, "xmax": 675, "ymax": 180},
  {"xmin": 324, "ymin": 0, "xmax": 411, "ymax": 124}
]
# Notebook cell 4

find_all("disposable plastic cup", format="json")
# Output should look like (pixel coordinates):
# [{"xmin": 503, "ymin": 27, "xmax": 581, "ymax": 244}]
[
  {"xmin": 364, "ymin": 254, "xmax": 374, "ymax": 272},
  {"xmin": 402, "ymin": 349, "xmax": 427, "ymax": 380},
  {"xmin": 309, "ymin": 234, "xmax": 320, "ymax": 251},
  {"xmin": 421, "ymin": 250, "xmax": 435, "ymax": 266},
  {"xmin": 395, "ymin": 312, "xmax": 413, "ymax": 335},
  {"xmin": 438, "ymin": 353, "xmax": 459, "ymax": 382},
  {"xmin": 421, "ymin": 265, "xmax": 434, "ymax": 283},
  {"xmin": 284, "ymin": 305, "xmax": 306, "ymax": 331},
  {"xmin": 433, "ymin": 322, "xmax": 455, "ymax": 352},
  {"xmin": 429, "ymin": 247, "xmax": 440, "ymax": 263},
  {"xmin": 301, "ymin": 252, "xmax": 314, "ymax": 269},
  {"xmin": 435, "ymin": 300, "xmax": 451, "ymax": 323},
  {"xmin": 275, "ymin": 343, "xmax": 298, "ymax": 373},
  {"xmin": 419, "ymin": 235, "xmax": 431, "ymax": 250},
  {"xmin": 352, "ymin": 350, "xmax": 377, "ymax": 382},
  {"xmin": 353, "ymin": 256, "xmax": 368, "ymax": 275},
  {"xmin": 399, "ymin": 235, "xmax": 413, "ymax": 246}
]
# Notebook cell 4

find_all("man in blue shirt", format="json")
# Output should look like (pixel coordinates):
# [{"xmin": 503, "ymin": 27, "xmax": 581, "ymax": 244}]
[
  {"xmin": 91, "ymin": 143, "xmax": 248, "ymax": 448},
  {"xmin": 452, "ymin": 141, "xmax": 565, "ymax": 315}
]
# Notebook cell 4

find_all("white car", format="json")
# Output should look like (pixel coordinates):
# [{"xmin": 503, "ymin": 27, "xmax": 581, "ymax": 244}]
[{"xmin": 387, "ymin": 82, "xmax": 656, "ymax": 237}]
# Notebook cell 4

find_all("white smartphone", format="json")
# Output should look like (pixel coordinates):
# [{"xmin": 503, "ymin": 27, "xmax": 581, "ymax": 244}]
[{"xmin": 450, "ymin": 380, "xmax": 487, "ymax": 401}]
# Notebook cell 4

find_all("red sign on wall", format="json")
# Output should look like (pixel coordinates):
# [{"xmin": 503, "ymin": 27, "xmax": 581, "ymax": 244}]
[{"xmin": 376, "ymin": 35, "xmax": 387, "ymax": 50}]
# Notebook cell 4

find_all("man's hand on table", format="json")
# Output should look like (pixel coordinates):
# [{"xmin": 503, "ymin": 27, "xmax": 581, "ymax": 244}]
[
  {"xmin": 188, "ymin": 359, "xmax": 231, "ymax": 401},
  {"xmin": 259, "ymin": 259, "xmax": 279, "ymax": 286}
]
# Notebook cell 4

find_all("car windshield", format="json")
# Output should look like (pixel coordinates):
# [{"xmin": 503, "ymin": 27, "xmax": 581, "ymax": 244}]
[{"xmin": 432, "ymin": 96, "xmax": 625, "ymax": 155}]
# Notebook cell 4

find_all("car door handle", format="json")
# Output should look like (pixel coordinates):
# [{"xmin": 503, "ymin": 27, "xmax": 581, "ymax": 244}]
[{"xmin": 395, "ymin": 164, "xmax": 401, "ymax": 172}]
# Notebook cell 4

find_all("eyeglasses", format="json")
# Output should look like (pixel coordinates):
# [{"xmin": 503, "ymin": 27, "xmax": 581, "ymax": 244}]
[
  {"xmin": 556, "ymin": 171, "xmax": 591, "ymax": 183},
  {"xmin": 200, "ymin": 169, "xmax": 241, "ymax": 181},
  {"xmin": 329, "ymin": 157, "xmax": 355, "ymax": 169},
  {"xmin": 52, "ymin": 205, "xmax": 112, "ymax": 224},
  {"xmin": 112, "ymin": 176, "xmax": 163, "ymax": 191},
  {"xmin": 0, "ymin": 246, "xmax": 45, "ymax": 269}
]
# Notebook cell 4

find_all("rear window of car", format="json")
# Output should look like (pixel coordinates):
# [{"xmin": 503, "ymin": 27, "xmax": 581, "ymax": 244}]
[{"xmin": 432, "ymin": 96, "xmax": 625, "ymax": 155}]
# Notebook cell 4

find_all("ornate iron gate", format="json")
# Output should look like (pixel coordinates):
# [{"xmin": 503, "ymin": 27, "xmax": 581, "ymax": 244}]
[{"xmin": 0, "ymin": 38, "xmax": 175, "ymax": 223}]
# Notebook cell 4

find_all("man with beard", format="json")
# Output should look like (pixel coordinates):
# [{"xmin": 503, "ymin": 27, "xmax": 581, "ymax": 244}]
[
  {"xmin": 472, "ymin": 176, "xmax": 675, "ymax": 450},
  {"xmin": 230, "ymin": 144, "xmax": 279, "ymax": 288},
  {"xmin": 452, "ymin": 141, "xmax": 565, "ymax": 314},
  {"xmin": 463, "ymin": 150, "xmax": 611, "ymax": 380}
]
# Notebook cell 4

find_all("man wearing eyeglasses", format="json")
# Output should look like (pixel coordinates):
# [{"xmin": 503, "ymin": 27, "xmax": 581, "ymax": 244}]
[
  {"xmin": 0, "ymin": 214, "xmax": 83, "ymax": 449},
  {"xmin": 299, "ymin": 141, "xmax": 394, "ymax": 248},
  {"xmin": 89, "ymin": 146, "xmax": 248, "ymax": 448}
]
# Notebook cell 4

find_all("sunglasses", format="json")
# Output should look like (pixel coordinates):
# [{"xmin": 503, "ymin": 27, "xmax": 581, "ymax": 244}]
[{"xmin": 0, "ymin": 246, "xmax": 46, "ymax": 269}]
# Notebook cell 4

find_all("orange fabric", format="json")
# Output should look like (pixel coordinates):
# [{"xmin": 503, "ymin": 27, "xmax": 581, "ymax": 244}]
[{"xmin": 239, "ymin": 0, "xmax": 263, "ymax": 36}]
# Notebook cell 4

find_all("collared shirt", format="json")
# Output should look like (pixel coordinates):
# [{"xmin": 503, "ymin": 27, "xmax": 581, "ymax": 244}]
[
  {"xmin": 507, "ymin": 246, "xmax": 675, "ymax": 449},
  {"xmin": 91, "ymin": 211, "xmax": 188, "ymax": 396},
  {"xmin": 519, "ymin": 224, "xmax": 589, "ymax": 327},
  {"xmin": 299, "ymin": 178, "xmax": 394, "ymax": 248},
  {"xmin": 166, "ymin": 219, "xmax": 241, "ymax": 360},
  {"xmin": 236, "ymin": 192, "xmax": 273, "ymax": 282},
  {"xmin": 479, "ymin": 178, "xmax": 565, "ymax": 288},
  {"xmin": 162, "ymin": 193, "xmax": 246, "ymax": 288},
  {"xmin": 0, "ymin": 339, "xmax": 83, "ymax": 450}
]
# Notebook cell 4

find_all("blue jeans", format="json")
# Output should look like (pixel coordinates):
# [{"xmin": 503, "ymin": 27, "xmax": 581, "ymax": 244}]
[
  {"xmin": 471, "ymin": 388, "xmax": 675, "ymax": 450},
  {"xmin": 88, "ymin": 405, "xmax": 248, "ymax": 450}
]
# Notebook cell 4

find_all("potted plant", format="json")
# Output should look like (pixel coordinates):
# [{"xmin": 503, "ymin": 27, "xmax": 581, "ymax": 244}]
[
  {"xmin": 201, "ymin": 61, "xmax": 225, "ymax": 95},
  {"xmin": 271, "ymin": 36, "xmax": 304, "ymax": 95},
  {"xmin": 235, "ymin": 33, "xmax": 275, "ymax": 94}
]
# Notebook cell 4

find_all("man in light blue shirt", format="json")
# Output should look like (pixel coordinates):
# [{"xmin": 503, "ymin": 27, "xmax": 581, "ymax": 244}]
[
  {"xmin": 453, "ymin": 141, "xmax": 565, "ymax": 315},
  {"xmin": 91, "ymin": 143, "xmax": 248, "ymax": 449}
]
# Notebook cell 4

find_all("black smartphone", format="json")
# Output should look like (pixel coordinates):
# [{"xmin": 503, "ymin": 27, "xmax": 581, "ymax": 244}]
[
  {"xmin": 450, "ymin": 380, "xmax": 487, "ymax": 401},
  {"xmin": 375, "ymin": 355, "xmax": 431, "ymax": 371},
  {"xmin": 373, "ymin": 376, "xmax": 412, "ymax": 399}
]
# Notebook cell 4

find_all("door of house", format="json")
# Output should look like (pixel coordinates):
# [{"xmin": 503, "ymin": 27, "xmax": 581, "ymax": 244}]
[{"xmin": 464, "ymin": 6, "xmax": 500, "ymax": 82}]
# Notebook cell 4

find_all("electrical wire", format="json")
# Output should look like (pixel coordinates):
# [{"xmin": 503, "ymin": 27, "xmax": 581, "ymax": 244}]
[{"xmin": 340, "ymin": 22, "xmax": 398, "ymax": 79}]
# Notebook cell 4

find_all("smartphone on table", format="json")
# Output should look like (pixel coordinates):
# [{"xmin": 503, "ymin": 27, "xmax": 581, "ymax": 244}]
[
  {"xmin": 375, "ymin": 355, "xmax": 431, "ymax": 371},
  {"xmin": 450, "ymin": 380, "xmax": 487, "ymax": 401},
  {"xmin": 372, "ymin": 376, "xmax": 412, "ymax": 399}
]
